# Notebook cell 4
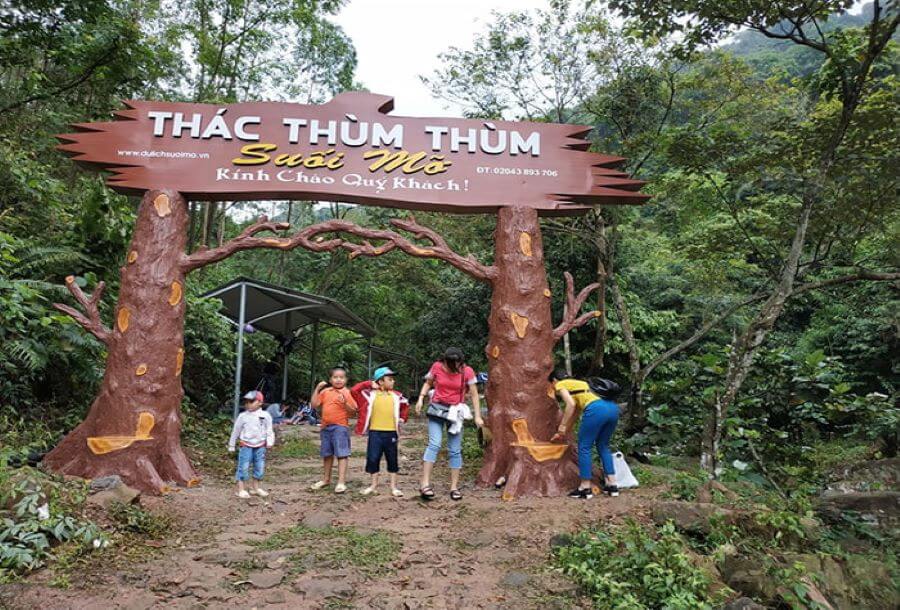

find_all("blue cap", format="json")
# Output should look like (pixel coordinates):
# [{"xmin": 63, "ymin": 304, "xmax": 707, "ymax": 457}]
[
  {"xmin": 373, "ymin": 366, "xmax": 396, "ymax": 382},
  {"xmin": 476, "ymin": 372, "xmax": 489, "ymax": 384}
]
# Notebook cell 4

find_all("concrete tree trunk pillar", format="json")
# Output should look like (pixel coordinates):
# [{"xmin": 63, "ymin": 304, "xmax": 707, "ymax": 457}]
[
  {"xmin": 477, "ymin": 206, "xmax": 580, "ymax": 497},
  {"xmin": 44, "ymin": 189, "xmax": 197, "ymax": 493}
]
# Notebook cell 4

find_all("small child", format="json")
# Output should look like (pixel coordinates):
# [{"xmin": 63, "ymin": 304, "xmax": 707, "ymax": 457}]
[
  {"xmin": 228, "ymin": 390, "xmax": 274, "ymax": 499},
  {"xmin": 351, "ymin": 367, "xmax": 409, "ymax": 497},
  {"xmin": 310, "ymin": 367, "xmax": 358, "ymax": 493}
]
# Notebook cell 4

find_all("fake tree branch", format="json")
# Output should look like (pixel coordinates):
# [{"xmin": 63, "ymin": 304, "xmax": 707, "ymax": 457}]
[
  {"xmin": 53, "ymin": 277, "xmax": 111, "ymax": 345},
  {"xmin": 553, "ymin": 271, "xmax": 601, "ymax": 340},
  {"xmin": 181, "ymin": 215, "xmax": 497, "ymax": 282}
]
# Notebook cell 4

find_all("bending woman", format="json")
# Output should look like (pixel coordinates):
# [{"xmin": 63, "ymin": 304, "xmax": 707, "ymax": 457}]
[
  {"xmin": 549, "ymin": 370, "xmax": 621, "ymax": 499},
  {"xmin": 415, "ymin": 347, "xmax": 483, "ymax": 501}
]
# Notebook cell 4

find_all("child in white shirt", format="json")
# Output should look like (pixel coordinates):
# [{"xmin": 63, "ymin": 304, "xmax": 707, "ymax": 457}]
[{"xmin": 228, "ymin": 391, "xmax": 275, "ymax": 498}]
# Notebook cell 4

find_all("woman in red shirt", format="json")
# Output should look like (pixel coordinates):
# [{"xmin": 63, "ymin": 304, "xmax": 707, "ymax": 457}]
[{"xmin": 414, "ymin": 347, "xmax": 483, "ymax": 500}]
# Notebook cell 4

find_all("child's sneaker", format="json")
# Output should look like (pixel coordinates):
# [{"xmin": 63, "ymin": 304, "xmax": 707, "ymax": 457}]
[
  {"xmin": 334, "ymin": 483, "xmax": 347, "ymax": 494},
  {"xmin": 252, "ymin": 488, "xmax": 270, "ymax": 497},
  {"xmin": 236, "ymin": 490, "xmax": 251, "ymax": 499},
  {"xmin": 567, "ymin": 487, "xmax": 593, "ymax": 499},
  {"xmin": 603, "ymin": 485, "xmax": 620, "ymax": 497},
  {"xmin": 360, "ymin": 486, "xmax": 376, "ymax": 496},
  {"xmin": 310, "ymin": 481, "xmax": 328, "ymax": 490},
  {"xmin": 391, "ymin": 488, "xmax": 404, "ymax": 498}
]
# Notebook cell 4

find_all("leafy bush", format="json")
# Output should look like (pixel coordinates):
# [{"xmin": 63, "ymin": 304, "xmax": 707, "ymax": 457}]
[
  {"xmin": 555, "ymin": 520, "xmax": 729, "ymax": 609},
  {"xmin": 0, "ymin": 461, "xmax": 106, "ymax": 581},
  {"xmin": 107, "ymin": 502, "xmax": 173, "ymax": 538}
]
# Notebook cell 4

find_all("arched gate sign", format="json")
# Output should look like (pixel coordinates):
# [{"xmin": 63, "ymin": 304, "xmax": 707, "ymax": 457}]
[{"xmin": 47, "ymin": 91, "xmax": 647, "ymax": 497}]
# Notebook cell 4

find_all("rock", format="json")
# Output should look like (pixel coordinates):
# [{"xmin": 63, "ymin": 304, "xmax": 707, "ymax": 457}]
[
  {"xmin": 500, "ymin": 571, "xmax": 530, "ymax": 587},
  {"xmin": 696, "ymin": 481, "xmax": 739, "ymax": 504},
  {"xmin": 302, "ymin": 511, "xmax": 333, "ymax": 529},
  {"xmin": 247, "ymin": 570, "xmax": 283, "ymax": 589},
  {"xmin": 90, "ymin": 475, "xmax": 124, "ymax": 492},
  {"xmin": 549, "ymin": 533, "xmax": 574, "ymax": 550},
  {"xmin": 720, "ymin": 597, "xmax": 766, "ymax": 610},
  {"xmin": 87, "ymin": 480, "xmax": 141, "ymax": 510},
  {"xmin": 294, "ymin": 578, "xmax": 354, "ymax": 599},
  {"xmin": 198, "ymin": 548, "xmax": 253, "ymax": 566},
  {"xmin": 830, "ymin": 458, "xmax": 900, "ymax": 492},
  {"xmin": 652, "ymin": 501, "xmax": 738, "ymax": 534},
  {"xmin": 264, "ymin": 590, "xmax": 286, "ymax": 604},
  {"xmin": 725, "ymin": 569, "xmax": 778, "ymax": 602},
  {"xmin": 117, "ymin": 593, "xmax": 160, "ymax": 610},
  {"xmin": 816, "ymin": 491, "xmax": 900, "ymax": 527}
]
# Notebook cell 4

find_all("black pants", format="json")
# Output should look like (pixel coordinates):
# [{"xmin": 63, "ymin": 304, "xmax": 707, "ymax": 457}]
[{"xmin": 365, "ymin": 430, "xmax": 399, "ymax": 474}]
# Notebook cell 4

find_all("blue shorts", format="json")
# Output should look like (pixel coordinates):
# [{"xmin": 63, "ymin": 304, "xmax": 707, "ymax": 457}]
[{"xmin": 320, "ymin": 424, "xmax": 351, "ymax": 458}]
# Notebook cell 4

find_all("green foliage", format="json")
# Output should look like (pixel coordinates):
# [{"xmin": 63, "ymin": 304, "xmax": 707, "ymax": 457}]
[
  {"xmin": 255, "ymin": 525, "xmax": 401, "ymax": 574},
  {"xmin": 555, "ymin": 520, "xmax": 729, "ymax": 609},
  {"xmin": 277, "ymin": 437, "xmax": 319, "ymax": 459},
  {"xmin": 0, "ymin": 462, "xmax": 105, "ymax": 581},
  {"xmin": 106, "ymin": 503, "xmax": 173, "ymax": 538}
]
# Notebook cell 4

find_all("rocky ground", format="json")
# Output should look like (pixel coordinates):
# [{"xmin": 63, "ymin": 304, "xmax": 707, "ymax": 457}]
[{"xmin": 2, "ymin": 421, "xmax": 660, "ymax": 610}]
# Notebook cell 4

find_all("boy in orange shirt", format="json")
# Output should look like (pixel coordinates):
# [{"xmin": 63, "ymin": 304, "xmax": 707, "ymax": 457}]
[{"xmin": 310, "ymin": 366, "xmax": 358, "ymax": 493}]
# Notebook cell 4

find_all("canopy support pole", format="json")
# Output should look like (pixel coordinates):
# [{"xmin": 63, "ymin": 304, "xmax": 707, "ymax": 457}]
[
  {"xmin": 232, "ymin": 282, "xmax": 247, "ymax": 419},
  {"xmin": 281, "ymin": 312, "xmax": 291, "ymax": 402},
  {"xmin": 309, "ymin": 321, "xmax": 319, "ymax": 396}
]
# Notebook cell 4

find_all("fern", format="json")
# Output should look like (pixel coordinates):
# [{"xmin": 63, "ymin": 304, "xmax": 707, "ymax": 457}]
[
  {"xmin": 0, "ymin": 339, "xmax": 47, "ymax": 373},
  {"xmin": 15, "ymin": 246, "xmax": 86, "ymax": 277}
]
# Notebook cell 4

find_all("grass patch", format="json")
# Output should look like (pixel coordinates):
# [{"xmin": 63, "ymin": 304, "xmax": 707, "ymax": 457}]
[
  {"xmin": 182, "ymin": 412, "xmax": 234, "ymax": 477},
  {"xmin": 253, "ymin": 525, "xmax": 400, "ymax": 574},
  {"xmin": 107, "ymin": 502, "xmax": 175, "ymax": 538},
  {"xmin": 555, "ymin": 520, "xmax": 731, "ymax": 609},
  {"xmin": 630, "ymin": 465, "xmax": 675, "ymax": 488},
  {"xmin": 277, "ymin": 437, "xmax": 319, "ymax": 459}
]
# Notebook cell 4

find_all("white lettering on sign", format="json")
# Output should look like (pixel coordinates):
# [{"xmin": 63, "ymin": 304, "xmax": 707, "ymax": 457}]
[{"xmin": 148, "ymin": 112, "xmax": 539, "ymax": 156}]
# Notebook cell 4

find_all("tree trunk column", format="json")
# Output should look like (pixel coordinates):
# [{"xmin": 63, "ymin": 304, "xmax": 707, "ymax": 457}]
[
  {"xmin": 478, "ymin": 206, "xmax": 579, "ymax": 496},
  {"xmin": 43, "ymin": 189, "xmax": 198, "ymax": 493}
]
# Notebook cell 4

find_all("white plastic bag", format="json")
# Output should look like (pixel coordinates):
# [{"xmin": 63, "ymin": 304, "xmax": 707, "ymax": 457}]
[{"xmin": 613, "ymin": 451, "xmax": 639, "ymax": 488}]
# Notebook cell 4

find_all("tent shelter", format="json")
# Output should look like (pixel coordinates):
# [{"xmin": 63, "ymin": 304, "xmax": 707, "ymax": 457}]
[{"xmin": 202, "ymin": 277, "xmax": 377, "ymax": 416}]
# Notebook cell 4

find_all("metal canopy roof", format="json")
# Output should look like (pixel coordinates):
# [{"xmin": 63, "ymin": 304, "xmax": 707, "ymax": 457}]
[{"xmin": 202, "ymin": 277, "xmax": 376, "ymax": 338}]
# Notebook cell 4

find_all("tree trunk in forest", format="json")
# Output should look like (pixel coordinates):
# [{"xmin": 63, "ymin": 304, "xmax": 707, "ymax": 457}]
[
  {"xmin": 589, "ymin": 251, "xmax": 608, "ymax": 374},
  {"xmin": 44, "ymin": 189, "xmax": 198, "ymax": 493},
  {"xmin": 476, "ymin": 206, "xmax": 581, "ymax": 497},
  {"xmin": 609, "ymin": 273, "xmax": 644, "ymax": 433}
]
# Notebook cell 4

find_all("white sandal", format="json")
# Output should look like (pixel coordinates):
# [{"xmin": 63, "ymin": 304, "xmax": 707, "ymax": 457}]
[
  {"xmin": 360, "ymin": 486, "xmax": 377, "ymax": 496},
  {"xmin": 391, "ymin": 488, "xmax": 404, "ymax": 498},
  {"xmin": 310, "ymin": 480, "xmax": 328, "ymax": 490},
  {"xmin": 334, "ymin": 483, "xmax": 347, "ymax": 494},
  {"xmin": 236, "ymin": 490, "xmax": 250, "ymax": 499}
]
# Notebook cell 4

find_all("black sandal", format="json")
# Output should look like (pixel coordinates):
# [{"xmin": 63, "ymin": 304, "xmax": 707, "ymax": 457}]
[
  {"xmin": 420, "ymin": 486, "xmax": 435, "ymax": 500},
  {"xmin": 450, "ymin": 489, "xmax": 463, "ymax": 501}
]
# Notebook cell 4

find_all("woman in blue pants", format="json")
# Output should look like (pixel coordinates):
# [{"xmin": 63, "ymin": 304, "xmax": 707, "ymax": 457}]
[{"xmin": 549, "ymin": 371, "xmax": 621, "ymax": 499}]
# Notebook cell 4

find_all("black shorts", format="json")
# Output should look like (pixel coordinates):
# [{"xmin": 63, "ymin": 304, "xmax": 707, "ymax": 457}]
[{"xmin": 365, "ymin": 430, "xmax": 399, "ymax": 474}]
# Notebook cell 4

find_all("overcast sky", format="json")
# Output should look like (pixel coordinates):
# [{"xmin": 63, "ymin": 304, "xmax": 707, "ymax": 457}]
[{"xmin": 334, "ymin": 0, "xmax": 551, "ymax": 118}]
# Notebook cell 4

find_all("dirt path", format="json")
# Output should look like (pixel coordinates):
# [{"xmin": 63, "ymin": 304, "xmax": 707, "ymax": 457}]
[{"xmin": 5, "ymin": 421, "xmax": 659, "ymax": 609}]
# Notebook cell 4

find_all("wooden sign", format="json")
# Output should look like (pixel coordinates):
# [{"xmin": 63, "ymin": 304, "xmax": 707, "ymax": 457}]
[{"xmin": 58, "ymin": 92, "xmax": 647, "ymax": 215}]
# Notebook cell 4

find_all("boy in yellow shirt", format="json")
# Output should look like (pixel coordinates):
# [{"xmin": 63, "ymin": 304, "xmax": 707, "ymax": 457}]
[{"xmin": 351, "ymin": 367, "xmax": 410, "ymax": 497}]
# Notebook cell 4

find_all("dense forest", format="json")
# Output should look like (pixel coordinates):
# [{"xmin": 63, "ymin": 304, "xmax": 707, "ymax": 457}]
[{"xmin": 1, "ymin": 1, "xmax": 897, "ymax": 607}]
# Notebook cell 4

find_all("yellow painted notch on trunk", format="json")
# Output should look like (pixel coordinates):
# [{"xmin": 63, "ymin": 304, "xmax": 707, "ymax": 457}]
[
  {"xmin": 135, "ymin": 363, "xmax": 148, "ymax": 376},
  {"xmin": 152, "ymin": 194, "xmax": 171, "ymax": 217},
  {"xmin": 509, "ymin": 418, "xmax": 567, "ymax": 462},
  {"xmin": 86, "ymin": 412, "xmax": 154, "ymax": 455},
  {"xmin": 117, "ymin": 307, "xmax": 130, "ymax": 333},
  {"xmin": 509, "ymin": 312, "xmax": 529, "ymax": 338},
  {"xmin": 491, "ymin": 345, "xmax": 500, "ymax": 358},
  {"xmin": 519, "ymin": 232, "xmax": 533, "ymax": 257},
  {"xmin": 168, "ymin": 281, "xmax": 182, "ymax": 306},
  {"xmin": 175, "ymin": 348, "xmax": 184, "ymax": 377},
  {"xmin": 543, "ymin": 289, "xmax": 551, "ymax": 298},
  {"xmin": 127, "ymin": 251, "xmax": 138, "ymax": 264}
]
